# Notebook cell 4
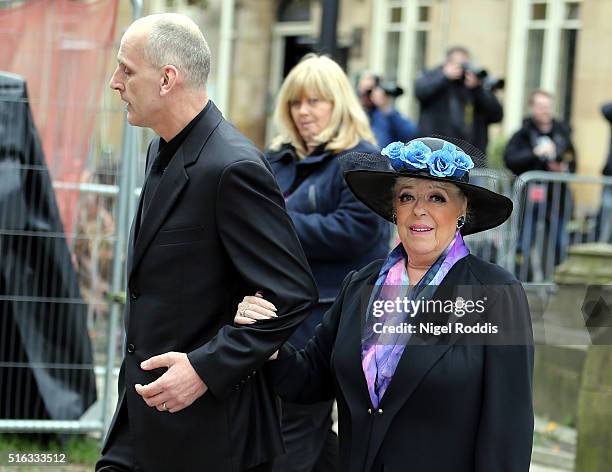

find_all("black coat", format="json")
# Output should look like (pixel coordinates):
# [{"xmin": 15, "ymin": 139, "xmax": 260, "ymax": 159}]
[
  {"xmin": 414, "ymin": 66, "xmax": 503, "ymax": 155},
  {"xmin": 266, "ymin": 140, "xmax": 390, "ymax": 347},
  {"xmin": 103, "ymin": 102, "xmax": 318, "ymax": 472},
  {"xmin": 268, "ymin": 255, "xmax": 534, "ymax": 472},
  {"xmin": 504, "ymin": 118, "xmax": 577, "ymax": 175},
  {"xmin": 602, "ymin": 103, "xmax": 612, "ymax": 176}
]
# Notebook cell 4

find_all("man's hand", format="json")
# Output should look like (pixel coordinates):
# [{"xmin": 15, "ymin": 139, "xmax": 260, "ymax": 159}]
[
  {"xmin": 534, "ymin": 141, "xmax": 557, "ymax": 159},
  {"xmin": 135, "ymin": 352, "xmax": 207, "ymax": 413},
  {"xmin": 443, "ymin": 61, "xmax": 463, "ymax": 80}
]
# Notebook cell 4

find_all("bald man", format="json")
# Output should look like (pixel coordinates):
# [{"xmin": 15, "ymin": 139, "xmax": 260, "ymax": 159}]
[{"xmin": 97, "ymin": 14, "xmax": 317, "ymax": 472}]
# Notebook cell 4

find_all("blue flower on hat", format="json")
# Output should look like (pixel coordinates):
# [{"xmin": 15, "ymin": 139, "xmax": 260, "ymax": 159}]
[
  {"xmin": 401, "ymin": 140, "xmax": 431, "ymax": 170},
  {"xmin": 381, "ymin": 141, "xmax": 408, "ymax": 171},
  {"xmin": 427, "ymin": 142, "xmax": 458, "ymax": 177},
  {"xmin": 450, "ymin": 148, "xmax": 475, "ymax": 178},
  {"xmin": 381, "ymin": 139, "xmax": 474, "ymax": 178},
  {"xmin": 382, "ymin": 140, "xmax": 432, "ymax": 171}
]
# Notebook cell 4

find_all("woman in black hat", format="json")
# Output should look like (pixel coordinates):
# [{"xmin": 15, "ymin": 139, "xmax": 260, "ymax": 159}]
[{"xmin": 236, "ymin": 137, "xmax": 534, "ymax": 472}]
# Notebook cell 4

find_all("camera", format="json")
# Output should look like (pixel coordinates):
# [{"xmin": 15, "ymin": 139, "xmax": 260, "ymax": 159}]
[
  {"xmin": 462, "ymin": 62, "xmax": 489, "ymax": 80},
  {"xmin": 461, "ymin": 62, "xmax": 505, "ymax": 91},
  {"xmin": 483, "ymin": 76, "xmax": 505, "ymax": 92},
  {"xmin": 363, "ymin": 74, "xmax": 404, "ymax": 98},
  {"xmin": 378, "ymin": 82, "xmax": 404, "ymax": 98},
  {"xmin": 461, "ymin": 62, "xmax": 489, "ymax": 81}
]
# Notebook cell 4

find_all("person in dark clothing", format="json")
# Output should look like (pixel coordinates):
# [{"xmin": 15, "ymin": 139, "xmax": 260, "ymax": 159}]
[
  {"xmin": 598, "ymin": 102, "xmax": 612, "ymax": 241},
  {"xmin": 414, "ymin": 46, "xmax": 503, "ymax": 156},
  {"xmin": 504, "ymin": 90, "xmax": 577, "ymax": 278},
  {"xmin": 236, "ymin": 137, "xmax": 534, "ymax": 472},
  {"xmin": 243, "ymin": 54, "xmax": 389, "ymax": 472},
  {"xmin": 97, "ymin": 14, "xmax": 317, "ymax": 472},
  {"xmin": 504, "ymin": 90, "xmax": 576, "ymax": 175},
  {"xmin": 357, "ymin": 71, "xmax": 417, "ymax": 148}
]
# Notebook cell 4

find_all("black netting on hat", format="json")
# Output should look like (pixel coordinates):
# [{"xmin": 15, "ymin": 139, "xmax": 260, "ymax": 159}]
[
  {"xmin": 428, "ymin": 134, "xmax": 489, "ymax": 169},
  {"xmin": 339, "ymin": 151, "xmax": 392, "ymax": 173}
]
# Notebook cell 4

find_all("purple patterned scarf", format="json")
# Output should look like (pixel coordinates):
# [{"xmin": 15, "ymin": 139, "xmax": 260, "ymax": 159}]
[{"xmin": 361, "ymin": 230, "xmax": 470, "ymax": 408}]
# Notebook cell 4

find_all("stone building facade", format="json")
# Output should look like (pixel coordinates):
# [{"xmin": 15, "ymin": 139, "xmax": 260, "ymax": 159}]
[{"xmin": 108, "ymin": 0, "xmax": 612, "ymax": 207}]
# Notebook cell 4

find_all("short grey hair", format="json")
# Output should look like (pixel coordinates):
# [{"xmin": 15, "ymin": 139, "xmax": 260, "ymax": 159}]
[{"xmin": 143, "ymin": 14, "xmax": 211, "ymax": 90}]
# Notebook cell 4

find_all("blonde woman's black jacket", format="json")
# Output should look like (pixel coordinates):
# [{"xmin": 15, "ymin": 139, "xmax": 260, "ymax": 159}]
[
  {"xmin": 102, "ymin": 102, "xmax": 318, "ymax": 472},
  {"xmin": 267, "ymin": 254, "xmax": 534, "ymax": 472}
]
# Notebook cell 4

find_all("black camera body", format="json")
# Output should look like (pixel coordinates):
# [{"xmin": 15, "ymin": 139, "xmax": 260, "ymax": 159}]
[
  {"xmin": 364, "ymin": 74, "xmax": 404, "ymax": 98},
  {"xmin": 461, "ymin": 62, "xmax": 505, "ymax": 91},
  {"xmin": 461, "ymin": 62, "xmax": 489, "ymax": 80},
  {"xmin": 378, "ymin": 82, "xmax": 404, "ymax": 98}
]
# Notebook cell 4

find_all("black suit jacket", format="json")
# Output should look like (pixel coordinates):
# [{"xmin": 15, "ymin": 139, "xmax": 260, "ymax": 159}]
[
  {"xmin": 103, "ymin": 102, "xmax": 318, "ymax": 471},
  {"xmin": 269, "ymin": 255, "xmax": 534, "ymax": 472}
]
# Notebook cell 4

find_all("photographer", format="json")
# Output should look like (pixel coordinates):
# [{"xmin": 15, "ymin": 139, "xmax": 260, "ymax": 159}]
[
  {"xmin": 504, "ymin": 90, "xmax": 576, "ymax": 175},
  {"xmin": 357, "ymin": 71, "xmax": 417, "ymax": 147},
  {"xmin": 504, "ymin": 90, "xmax": 577, "ymax": 272},
  {"xmin": 415, "ymin": 46, "xmax": 503, "ymax": 157}
]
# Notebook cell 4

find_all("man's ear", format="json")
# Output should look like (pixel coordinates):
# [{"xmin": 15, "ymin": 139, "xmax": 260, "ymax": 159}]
[{"xmin": 160, "ymin": 65, "xmax": 179, "ymax": 96}]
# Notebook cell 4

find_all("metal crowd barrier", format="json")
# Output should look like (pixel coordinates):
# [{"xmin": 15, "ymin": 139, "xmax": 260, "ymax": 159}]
[
  {"xmin": 0, "ymin": 0, "xmax": 145, "ymax": 440},
  {"xmin": 510, "ymin": 171, "xmax": 612, "ymax": 283},
  {"xmin": 0, "ymin": 94, "xmax": 144, "ymax": 439},
  {"xmin": 463, "ymin": 168, "xmax": 517, "ymax": 270},
  {"xmin": 0, "ymin": 178, "xmax": 125, "ymax": 435},
  {"xmin": 0, "ymin": 103, "xmax": 143, "ymax": 440},
  {"xmin": 462, "ymin": 169, "xmax": 612, "ymax": 284}
]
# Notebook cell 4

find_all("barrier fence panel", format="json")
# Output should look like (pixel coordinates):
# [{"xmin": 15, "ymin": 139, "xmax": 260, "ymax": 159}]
[
  {"xmin": 0, "ymin": 123, "xmax": 142, "ymax": 437},
  {"xmin": 463, "ymin": 168, "xmax": 517, "ymax": 271},
  {"xmin": 0, "ymin": 66, "xmax": 143, "ymax": 439},
  {"xmin": 437, "ymin": 168, "xmax": 612, "ymax": 285},
  {"xmin": 511, "ymin": 171, "xmax": 612, "ymax": 283},
  {"xmin": 0, "ymin": 167, "xmax": 120, "ymax": 434}
]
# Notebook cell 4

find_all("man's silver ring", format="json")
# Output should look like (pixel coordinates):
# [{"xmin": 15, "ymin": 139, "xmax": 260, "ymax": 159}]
[
  {"xmin": 239, "ymin": 304, "xmax": 246, "ymax": 316},
  {"xmin": 162, "ymin": 402, "xmax": 168, "ymax": 411}
]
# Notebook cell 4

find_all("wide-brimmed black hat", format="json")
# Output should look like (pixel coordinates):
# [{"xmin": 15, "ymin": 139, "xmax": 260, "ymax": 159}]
[{"xmin": 339, "ymin": 137, "xmax": 513, "ymax": 235}]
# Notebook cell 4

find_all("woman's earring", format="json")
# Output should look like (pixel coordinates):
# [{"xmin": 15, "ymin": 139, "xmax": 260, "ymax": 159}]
[
  {"xmin": 391, "ymin": 212, "xmax": 397, "ymax": 224},
  {"xmin": 457, "ymin": 215, "xmax": 466, "ymax": 229}
]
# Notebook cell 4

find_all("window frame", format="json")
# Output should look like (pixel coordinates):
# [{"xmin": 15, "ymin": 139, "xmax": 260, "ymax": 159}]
[
  {"xmin": 505, "ymin": 0, "xmax": 582, "ymax": 133},
  {"xmin": 370, "ymin": 0, "xmax": 432, "ymax": 117}
]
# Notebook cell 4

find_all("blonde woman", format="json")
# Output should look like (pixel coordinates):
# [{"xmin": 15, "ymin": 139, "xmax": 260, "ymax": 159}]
[{"xmin": 260, "ymin": 54, "xmax": 390, "ymax": 471}]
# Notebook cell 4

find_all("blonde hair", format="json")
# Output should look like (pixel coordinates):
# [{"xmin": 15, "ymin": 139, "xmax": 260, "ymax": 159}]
[{"xmin": 269, "ymin": 54, "xmax": 376, "ymax": 158}]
